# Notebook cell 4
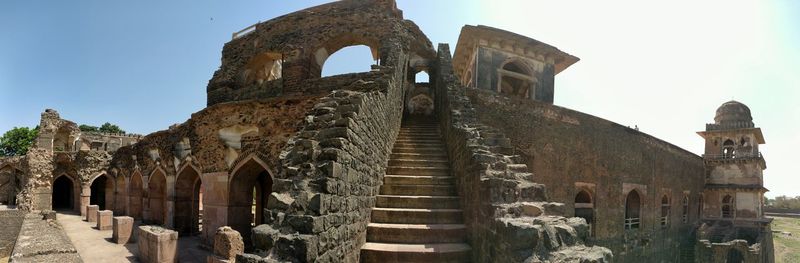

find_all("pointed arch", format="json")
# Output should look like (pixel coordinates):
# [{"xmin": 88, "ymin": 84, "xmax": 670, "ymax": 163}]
[
  {"xmin": 89, "ymin": 172, "xmax": 115, "ymax": 211},
  {"xmin": 228, "ymin": 155, "xmax": 273, "ymax": 247},
  {"xmin": 660, "ymin": 195, "xmax": 671, "ymax": 228},
  {"xmin": 52, "ymin": 174, "xmax": 78, "ymax": 210},
  {"xmin": 148, "ymin": 168, "xmax": 167, "ymax": 225},
  {"xmin": 175, "ymin": 163, "xmax": 202, "ymax": 235},
  {"xmin": 625, "ymin": 189, "xmax": 642, "ymax": 230},
  {"xmin": 129, "ymin": 170, "xmax": 144, "ymax": 219},
  {"xmin": 682, "ymin": 195, "xmax": 690, "ymax": 223},
  {"xmin": 722, "ymin": 194, "xmax": 734, "ymax": 218}
]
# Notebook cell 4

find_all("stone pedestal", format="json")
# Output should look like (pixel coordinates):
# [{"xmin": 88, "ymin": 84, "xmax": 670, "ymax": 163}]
[
  {"xmin": 206, "ymin": 226, "xmax": 243, "ymax": 263},
  {"xmin": 113, "ymin": 216, "xmax": 134, "ymax": 244},
  {"xmin": 137, "ymin": 225, "xmax": 178, "ymax": 263},
  {"xmin": 97, "ymin": 210, "xmax": 113, "ymax": 230},
  {"xmin": 86, "ymin": 205, "xmax": 99, "ymax": 222}
]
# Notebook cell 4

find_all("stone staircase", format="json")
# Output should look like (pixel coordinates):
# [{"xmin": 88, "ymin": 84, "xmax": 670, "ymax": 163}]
[{"xmin": 360, "ymin": 118, "xmax": 471, "ymax": 263}]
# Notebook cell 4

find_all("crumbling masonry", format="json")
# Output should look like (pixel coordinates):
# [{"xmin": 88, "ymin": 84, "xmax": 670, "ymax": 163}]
[{"xmin": 1, "ymin": 0, "xmax": 773, "ymax": 262}]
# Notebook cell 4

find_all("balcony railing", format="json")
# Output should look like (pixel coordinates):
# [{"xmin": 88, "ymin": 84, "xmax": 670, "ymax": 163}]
[
  {"xmin": 624, "ymin": 217, "xmax": 640, "ymax": 229},
  {"xmin": 661, "ymin": 216, "xmax": 668, "ymax": 227},
  {"xmin": 703, "ymin": 152, "xmax": 762, "ymax": 160}
]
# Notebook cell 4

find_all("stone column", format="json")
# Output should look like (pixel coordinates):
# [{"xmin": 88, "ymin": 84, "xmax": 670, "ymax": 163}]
[
  {"xmin": 165, "ymin": 175, "xmax": 176, "ymax": 228},
  {"xmin": 86, "ymin": 205, "xmax": 99, "ymax": 222},
  {"xmin": 97, "ymin": 210, "xmax": 113, "ymax": 230},
  {"xmin": 113, "ymin": 216, "xmax": 134, "ymax": 244},
  {"xmin": 80, "ymin": 184, "xmax": 91, "ymax": 218},
  {"xmin": 137, "ymin": 225, "xmax": 178, "ymax": 263},
  {"xmin": 142, "ymin": 176, "xmax": 150, "ymax": 223},
  {"xmin": 200, "ymin": 172, "xmax": 230, "ymax": 246}
]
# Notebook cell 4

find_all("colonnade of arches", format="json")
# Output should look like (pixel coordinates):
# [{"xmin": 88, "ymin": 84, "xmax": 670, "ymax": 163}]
[{"xmin": 49, "ymin": 156, "xmax": 274, "ymax": 242}]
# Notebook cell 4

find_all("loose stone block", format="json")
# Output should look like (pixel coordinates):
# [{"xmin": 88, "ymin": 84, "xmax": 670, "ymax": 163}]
[
  {"xmin": 113, "ymin": 216, "xmax": 134, "ymax": 244},
  {"xmin": 86, "ymin": 205, "xmax": 99, "ymax": 222},
  {"xmin": 41, "ymin": 210, "xmax": 57, "ymax": 220},
  {"xmin": 97, "ymin": 210, "xmax": 113, "ymax": 230},
  {"xmin": 210, "ymin": 226, "xmax": 244, "ymax": 261},
  {"xmin": 137, "ymin": 225, "xmax": 178, "ymax": 263}
]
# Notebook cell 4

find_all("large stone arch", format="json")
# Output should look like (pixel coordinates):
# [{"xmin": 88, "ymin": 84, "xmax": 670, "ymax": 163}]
[
  {"xmin": 89, "ymin": 172, "xmax": 115, "ymax": 211},
  {"xmin": 52, "ymin": 174, "xmax": 79, "ymax": 211},
  {"xmin": 129, "ymin": 171, "xmax": 144, "ymax": 219},
  {"xmin": 174, "ymin": 163, "xmax": 202, "ymax": 235},
  {"xmin": 148, "ymin": 168, "xmax": 168, "ymax": 225},
  {"xmin": 227, "ymin": 156, "xmax": 272, "ymax": 247}
]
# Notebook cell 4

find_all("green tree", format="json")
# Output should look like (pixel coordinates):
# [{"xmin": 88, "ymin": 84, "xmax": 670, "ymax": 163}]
[
  {"xmin": 79, "ymin": 124, "xmax": 99, "ymax": 132},
  {"xmin": 0, "ymin": 126, "xmax": 39, "ymax": 156},
  {"xmin": 98, "ymin": 122, "xmax": 125, "ymax": 134}
]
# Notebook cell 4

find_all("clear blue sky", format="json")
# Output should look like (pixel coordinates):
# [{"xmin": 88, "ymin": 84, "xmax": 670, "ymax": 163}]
[{"xmin": 1, "ymin": 0, "xmax": 798, "ymax": 197}]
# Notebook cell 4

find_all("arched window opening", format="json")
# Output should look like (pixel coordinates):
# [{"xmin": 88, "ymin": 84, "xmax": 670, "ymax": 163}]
[
  {"xmin": 415, "ymin": 71, "xmax": 430, "ymax": 83},
  {"xmin": 241, "ymin": 52, "xmax": 282, "ymax": 85},
  {"xmin": 661, "ymin": 195, "xmax": 670, "ymax": 228},
  {"xmin": 574, "ymin": 190, "xmax": 594, "ymax": 236},
  {"xmin": 722, "ymin": 139, "xmax": 736, "ymax": 158},
  {"xmin": 114, "ymin": 175, "xmax": 127, "ymax": 216},
  {"xmin": 321, "ymin": 45, "xmax": 376, "ymax": 77},
  {"xmin": 175, "ymin": 166, "xmax": 202, "ymax": 235},
  {"xmin": 53, "ymin": 127, "xmax": 73, "ymax": 152},
  {"xmin": 129, "ymin": 172, "xmax": 144, "ymax": 219},
  {"xmin": 52, "ymin": 175, "xmax": 75, "ymax": 210},
  {"xmin": 625, "ymin": 190, "xmax": 641, "ymax": 230},
  {"xmin": 0, "ymin": 166, "xmax": 21, "ymax": 206},
  {"xmin": 498, "ymin": 60, "xmax": 534, "ymax": 99},
  {"xmin": 148, "ymin": 170, "xmax": 167, "ymax": 225},
  {"xmin": 722, "ymin": 195, "xmax": 734, "ymax": 218},
  {"xmin": 228, "ymin": 158, "xmax": 273, "ymax": 250},
  {"xmin": 89, "ymin": 174, "xmax": 114, "ymax": 211},
  {"xmin": 682, "ymin": 195, "xmax": 690, "ymax": 223}
]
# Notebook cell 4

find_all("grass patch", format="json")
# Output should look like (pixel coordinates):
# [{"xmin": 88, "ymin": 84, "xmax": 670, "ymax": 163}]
[{"xmin": 771, "ymin": 216, "xmax": 800, "ymax": 263}]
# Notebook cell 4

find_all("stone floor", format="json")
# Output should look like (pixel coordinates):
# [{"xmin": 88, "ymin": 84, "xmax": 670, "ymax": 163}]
[
  {"xmin": 11, "ymin": 213, "xmax": 80, "ymax": 262},
  {"xmin": 57, "ymin": 211, "xmax": 212, "ymax": 262},
  {"xmin": 0, "ymin": 209, "xmax": 24, "ymax": 263}
]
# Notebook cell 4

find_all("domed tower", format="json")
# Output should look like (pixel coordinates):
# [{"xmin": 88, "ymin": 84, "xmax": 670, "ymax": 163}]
[{"xmin": 697, "ymin": 100, "xmax": 767, "ymax": 220}]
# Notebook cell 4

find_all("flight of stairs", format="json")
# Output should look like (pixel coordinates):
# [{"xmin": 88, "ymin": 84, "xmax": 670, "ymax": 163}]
[{"xmin": 360, "ymin": 118, "xmax": 471, "ymax": 263}]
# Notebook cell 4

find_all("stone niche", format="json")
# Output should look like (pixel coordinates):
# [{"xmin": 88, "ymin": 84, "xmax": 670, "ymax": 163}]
[{"xmin": 137, "ymin": 225, "xmax": 178, "ymax": 263}]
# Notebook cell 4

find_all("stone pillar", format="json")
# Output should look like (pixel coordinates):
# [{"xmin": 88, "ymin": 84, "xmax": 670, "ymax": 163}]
[
  {"xmin": 142, "ymin": 176, "xmax": 150, "ymax": 224},
  {"xmin": 200, "ymin": 172, "xmax": 230, "ymax": 247},
  {"xmin": 165, "ymin": 175, "xmax": 176, "ymax": 229},
  {"xmin": 80, "ymin": 184, "xmax": 91, "ymax": 218},
  {"xmin": 137, "ymin": 225, "xmax": 178, "ymax": 263},
  {"xmin": 113, "ymin": 216, "xmax": 134, "ymax": 244},
  {"xmin": 207, "ymin": 227, "xmax": 244, "ymax": 263},
  {"xmin": 97, "ymin": 210, "xmax": 113, "ymax": 230},
  {"xmin": 86, "ymin": 205, "xmax": 99, "ymax": 222}
]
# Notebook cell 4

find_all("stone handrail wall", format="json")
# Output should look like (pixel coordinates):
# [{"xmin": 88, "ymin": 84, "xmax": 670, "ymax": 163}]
[
  {"xmin": 245, "ymin": 43, "xmax": 411, "ymax": 262},
  {"xmin": 433, "ymin": 43, "xmax": 611, "ymax": 262}
]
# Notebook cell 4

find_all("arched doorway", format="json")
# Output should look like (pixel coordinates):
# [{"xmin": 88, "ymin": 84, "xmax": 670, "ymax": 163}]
[
  {"xmin": 148, "ymin": 169, "xmax": 167, "ymax": 225},
  {"xmin": 129, "ymin": 172, "xmax": 144, "ymax": 219},
  {"xmin": 175, "ymin": 166, "xmax": 202, "ymax": 235},
  {"xmin": 574, "ymin": 190, "xmax": 594, "ymax": 236},
  {"xmin": 89, "ymin": 174, "xmax": 114, "ymax": 211},
  {"xmin": 660, "ymin": 195, "xmax": 671, "ymax": 228},
  {"xmin": 115, "ymin": 175, "xmax": 127, "ymax": 216},
  {"xmin": 53, "ymin": 175, "xmax": 75, "ymax": 210},
  {"xmin": 228, "ymin": 158, "xmax": 272, "ymax": 248},
  {"xmin": 727, "ymin": 248, "xmax": 744, "ymax": 263},
  {"xmin": 625, "ymin": 190, "xmax": 641, "ymax": 230}
]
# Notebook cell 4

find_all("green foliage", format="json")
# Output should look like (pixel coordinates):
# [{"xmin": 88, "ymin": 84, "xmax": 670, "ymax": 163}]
[
  {"xmin": 79, "ymin": 122, "xmax": 125, "ymax": 134},
  {"xmin": 0, "ymin": 126, "xmax": 39, "ymax": 156},
  {"xmin": 79, "ymin": 124, "xmax": 99, "ymax": 132},
  {"xmin": 99, "ymin": 122, "xmax": 125, "ymax": 134}
]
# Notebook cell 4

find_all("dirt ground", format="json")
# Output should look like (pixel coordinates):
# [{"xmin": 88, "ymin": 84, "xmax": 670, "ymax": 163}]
[
  {"xmin": 0, "ymin": 210, "xmax": 24, "ymax": 263},
  {"xmin": 771, "ymin": 216, "xmax": 800, "ymax": 263}
]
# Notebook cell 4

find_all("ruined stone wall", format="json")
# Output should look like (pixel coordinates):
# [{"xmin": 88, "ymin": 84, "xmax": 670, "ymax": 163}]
[
  {"xmin": 15, "ymin": 149, "xmax": 53, "ymax": 211},
  {"xmin": 465, "ymin": 88, "xmax": 706, "ymax": 262},
  {"xmin": 434, "ymin": 43, "xmax": 611, "ymax": 262},
  {"xmin": 206, "ymin": 0, "xmax": 432, "ymax": 106},
  {"xmin": 0, "ymin": 157, "xmax": 24, "ymax": 205}
]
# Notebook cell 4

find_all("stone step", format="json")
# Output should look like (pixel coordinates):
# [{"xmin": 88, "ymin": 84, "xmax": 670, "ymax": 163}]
[
  {"xmin": 400, "ymin": 128, "xmax": 439, "ymax": 133},
  {"xmin": 371, "ymin": 208, "xmax": 463, "ymax": 224},
  {"xmin": 360, "ymin": 242, "xmax": 471, "ymax": 263},
  {"xmin": 394, "ymin": 138, "xmax": 444, "ymax": 144},
  {"xmin": 390, "ymin": 153, "xmax": 448, "ymax": 160},
  {"xmin": 380, "ymin": 184, "xmax": 456, "ymax": 196},
  {"xmin": 366, "ymin": 223, "xmax": 467, "ymax": 244},
  {"xmin": 397, "ymin": 132, "xmax": 440, "ymax": 137},
  {"xmin": 392, "ymin": 147, "xmax": 446, "ymax": 155},
  {"xmin": 387, "ymin": 166, "xmax": 449, "ymax": 176},
  {"xmin": 376, "ymin": 195, "xmax": 461, "ymax": 209},
  {"xmin": 392, "ymin": 143, "xmax": 446, "ymax": 149},
  {"xmin": 383, "ymin": 175, "xmax": 454, "ymax": 185},
  {"xmin": 389, "ymin": 158, "xmax": 449, "ymax": 166}
]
